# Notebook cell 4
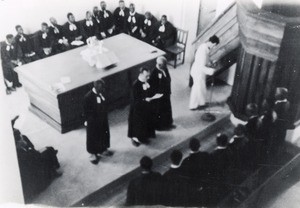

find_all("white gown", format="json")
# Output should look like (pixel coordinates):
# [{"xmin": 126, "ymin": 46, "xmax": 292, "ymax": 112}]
[{"xmin": 189, "ymin": 43, "xmax": 215, "ymax": 109}]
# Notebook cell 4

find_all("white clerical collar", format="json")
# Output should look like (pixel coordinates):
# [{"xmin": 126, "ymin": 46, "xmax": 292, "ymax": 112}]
[
  {"xmin": 129, "ymin": 11, "xmax": 136, "ymax": 16},
  {"xmin": 275, "ymin": 99, "xmax": 287, "ymax": 104},
  {"xmin": 216, "ymin": 146, "xmax": 226, "ymax": 150},
  {"xmin": 138, "ymin": 75, "xmax": 146, "ymax": 83},
  {"xmin": 5, "ymin": 40, "xmax": 11, "ymax": 45},
  {"xmin": 190, "ymin": 150, "xmax": 199, "ymax": 154},
  {"xmin": 68, "ymin": 21, "xmax": 75, "ymax": 25},
  {"xmin": 156, "ymin": 66, "xmax": 166, "ymax": 77},
  {"xmin": 171, "ymin": 163, "xmax": 181, "ymax": 169},
  {"xmin": 92, "ymin": 88, "xmax": 104, "ymax": 98}
]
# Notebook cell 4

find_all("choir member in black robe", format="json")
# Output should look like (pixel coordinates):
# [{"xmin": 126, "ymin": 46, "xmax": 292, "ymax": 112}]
[
  {"xmin": 126, "ymin": 156, "xmax": 163, "ymax": 206},
  {"xmin": 113, "ymin": 0, "xmax": 130, "ymax": 34},
  {"xmin": 1, "ymin": 34, "xmax": 23, "ymax": 94},
  {"xmin": 80, "ymin": 11, "xmax": 99, "ymax": 42},
  {"xmin": 84, "ymin": 79, "xmax": 112, "ymax": 164},
  {"xmin": 244, "ymin": 103, "xmax": 259, "ymax": 141},
  {"xmin": 34, "ymin": 22, "xmax": 55, "ymax": 58},
  {"xmin": 49, "ymin": 17, "xmax": 70, "ymax": 53},
  {"xmin": 140, "ymin": 11, "xmax": 157, "ymax": 44},
  {"xmin": 128, "ymin": 67, "xmax": 162, "ymax": 146},
  {"xmin": 15, "ymin": 25, "xmax": 38, "ymax": 63},
  {"xmin": 149, "ymin": 56, "xmax": 174, "ymax": 130},
  {"xmin": 63, "ymin": 13, "xmax": 84, "ymax": 47},
  {"xmin": 152, "ymin": 15, "xmax": 176, "ymax": 50},
  {"xmin": 126, "ymin": 3, "xmax": 142, "ymax": 39},
  {"xmin": 98, "ymin": 1, "xmax": 115, "ymax": 39}
]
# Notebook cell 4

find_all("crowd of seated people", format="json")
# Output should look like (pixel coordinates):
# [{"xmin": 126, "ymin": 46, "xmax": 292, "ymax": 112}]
[
  {"xmin": 1, "ymin": 0, "xmax": 177, "ymax": 95},
  {"xmin": 126, "ymin": 87, "xmax": 291, "ymax": 207},
  {"xmin": 11, "ymin": 116, "xmax": 62, "ymax": 202}
]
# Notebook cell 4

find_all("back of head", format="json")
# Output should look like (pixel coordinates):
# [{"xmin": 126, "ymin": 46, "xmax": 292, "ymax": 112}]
[
  {"xmin": 246, "ymin": 103, "xmax": 258, "ymax": 117},
  {"xmin": 209, "ymin": 35, "xmax": 220, "ymax": 45},
  {"xmin": 189, "ymin": 138, "xmax": 200, "ymax": 152},
  {"xmin": 216, "ymin": 133, "xmax": 228, "ymax": 147},
  {"xmin": 140, "ymin": 156, "xmax": 153, "ymax": 171},
  {"xmin": 170, "ymin": 149, "xmax": 182, "ymax": 165}
]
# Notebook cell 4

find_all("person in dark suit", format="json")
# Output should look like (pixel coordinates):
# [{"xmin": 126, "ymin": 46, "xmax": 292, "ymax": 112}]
[
  {"xmin": 149, "ymin": 56, "xmax": 174, "ymax": 130},
  {"xmin": 34, "ymin": 22, "xmax": 55, "ymax": 58},
  {"xmin": 81, "ymin": 11, "xmax": 99, "ymax": 42},
  {"xmin": 83, "ymin": 79, "xmax": 113, "ymax": 165},
  {"xmin": 49, "ymin": 17, "xmax": 70, "ymax": 53},
  {"xmin": 92, "ymin": 6, "xmax": 101, "ymax": 25},
  {"xmin": 98, "ymin": 1, "xmax": 115, "ymax": 39},
  {"xmin": 181, "ymin": 138, "xmax": 210, "ymax": 181},
  {"xmin": 140, "ymin": 11, "xmax": 158, "ymax": 44},
  {"xmin": 126, "ymin": 3, "xmax": 142, "ymax": 39},
  {"xmin": 210, "ymin": 134, "xmax": 232, "ymax": 179},
  {"xmin": 244, "ymin": 103, "xmax": 259, "ymax": 141},
  {"xmin": 152, "ymin": 15, "xmax": 176, "ymax": 50},
  {"xmin": 162, "ymin": 150, "xmax": 200, "ymax": 206},
  {"xmin": 113, "ymin": 0, "xmax": 130, "ymax": 34},
  {"xmin": 63, "ymin": 13, "xmax": 84, "ymax": 47},
  {"xmin": 126, "ymin": 156, "xmax": 163, "ymax": 206},
  {"xmin": 1, "ymin": 34, "xmax": 23, "ymax": 94},
  {"xmin": 15, "ymin": 25, "xmax": 38, "ymax": 63}
]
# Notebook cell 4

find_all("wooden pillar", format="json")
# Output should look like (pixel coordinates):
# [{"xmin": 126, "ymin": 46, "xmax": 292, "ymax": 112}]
[{"xmin": 228, "ymin": 0, "xmax": 300, "ymax": 124}]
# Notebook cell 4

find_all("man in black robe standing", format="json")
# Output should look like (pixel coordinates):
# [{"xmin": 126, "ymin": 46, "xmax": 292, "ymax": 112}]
[
  {"xmin": 113, "ymin": 0, "xmax": 130, "ymax": 34},
  {"xmin": 149, "ymin": 56, "xmax": 174, "ymax": 130},
  {"xmin": 84, "ymin": 79, "xmax": 113, "ymax": 164},
  {"xmin": 128, "ymin": 67, "xmax": 162, "ymax": 146}
]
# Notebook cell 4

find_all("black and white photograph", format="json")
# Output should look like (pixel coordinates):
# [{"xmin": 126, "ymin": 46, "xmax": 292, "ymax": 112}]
[{"xmin": 0, "ymin": 0, "xmax": 300, "ymax": 207}]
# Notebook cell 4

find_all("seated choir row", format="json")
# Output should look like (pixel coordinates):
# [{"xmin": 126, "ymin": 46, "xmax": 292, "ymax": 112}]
[
  {"xmin": 126, "ymin": 88, "xmax": 291, "ymax": 207},
  {"xmin": 1, "ymin": 0, "xmax": 177, "ymax": 94}
]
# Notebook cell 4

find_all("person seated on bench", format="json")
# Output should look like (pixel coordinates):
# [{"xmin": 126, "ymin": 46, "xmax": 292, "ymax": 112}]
[
  {"xmin": 1, "ymin": 34, "xmax": 23, "ymax": 94},
  {"xmin": 63, "ymin": 13, "xmax": 84, "ymax": 47},
  {"xmin": 126, "ymin": 156, "xmax": 162, "ymax": 206},
  {"xmin": 113, "ymin": 0, "xmax": 130, "ymax": 34},
  {"xmin": 98, "ymin": 1, "xmax": 115, "ymax": 39},
  {"xmin": 49, "ymin": 17, "xmax": 70, "ymax": 53},
  {"xmin": 126, "ymin": 3, "xmax": 142, "ymax": 39},
  {"xmin": 35, "ymin": 22, "xmax": 55, "ymax": 58},
  {"xmin": 81, "ymin": 11, "xmax": 99, "ymax": 43},
  {"xmin": 140, "ymin": 11, "xmax": 157, "ymax": 44},
  {"xmin": 15, "ymin": 25, "xmax": 39, "ymax": 63},
  {"xmin": 152, "ymin": 15, "xmax": 176, "ymax": 51}
]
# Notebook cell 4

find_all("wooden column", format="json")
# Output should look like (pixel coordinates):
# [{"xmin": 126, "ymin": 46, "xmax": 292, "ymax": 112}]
[{"xmin": 228, "ymin": 0, "xmax": 300, "ymax": 124}]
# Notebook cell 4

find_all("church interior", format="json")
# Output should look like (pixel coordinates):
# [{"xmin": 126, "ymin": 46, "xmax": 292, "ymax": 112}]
[{"xmin": 1, "ymin": 0, "xmax": 300, "ymax": 207}]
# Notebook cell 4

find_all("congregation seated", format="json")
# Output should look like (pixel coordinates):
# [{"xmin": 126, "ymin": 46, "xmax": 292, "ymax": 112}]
[
  {"xmin": 49, "ymin": 17, "xmax": 70, "ymax": 53},
  {"xmin": 13, "ymin": 128, "xmax": 61, "ymax": 202},
  {"xmin": 152, "ymin": 15, "xmax": 176, "ymax": 51},
  {"xmin": 15, "ymin": 25, "xmax": 39, "ymax": 63},
  {"xmin": 34, "ymin": 22, "xmax": 55, "ymax": 58},
  {"xmin": 140, "ymin": 11, "xmax": 158, "ymax": 44},
  {"xmin": 126, "ymin": 156, "xmax": 162, "ymax": 206},
  {"xmin": 113, "ymin": 0, "xmax": 130, "ymax": 34},
  {"xmin": 98, "ymin": 1, "xmax": 115, "ymax": 39},
  {"xmin": 80, "ymin": 11, "xmax": 99, "ymax": 42},
  {"xmin": 63, "ymin": 13, "xmax": 84, "ymax": 47},
  {"xmin": 126, "ymin": 3, "xmax": 142, "ymax": 39},
  {"xmin": 1, "ymin": 34, "xmax": 23, "ymax": 94}
]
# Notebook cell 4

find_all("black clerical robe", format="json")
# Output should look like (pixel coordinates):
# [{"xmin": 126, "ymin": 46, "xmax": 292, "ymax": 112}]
[
  {"xmin": 152, "ymin": 21, "xmax": 176, "ymax": 50},
  {"xmin": 126, "ymin": 171, "xmax": 163, "ymax": 206},
  {"xmin": 63, "ymin": 22, "xmax": 83, "ymax": 44},
  {"xmin": 141, "ymin": 16, "xmax": 158, "ymax": 43},
  {"xmin": 1, "ymin": 41, "xmax": 23, "ymax": 87},
  {"xmin": 15, "ymin": 33, "xmax": 38, "ymax": 63},
  {"xmin": 113, "ymin": 7, "xmax": 130, "ymax": 34},
  {"xmin": 49, "ymin": 24, "xmax": 69, "ymax": 53},
  {"xmin": 126, "ymin": 12, "xmax": 142, "ymax": 39},
  {"xmin": 34, "ymin": 31, "xmax": 55, "ymax": 58},
  {"xmin": 128, "ymin": 80, "xmax": 155, "ymax": 142},
  {"xmin": 149, "ymin": 67, "xmax": 173, "ymax": 130},
  {"xmin": 80, "ymin": 19, "xmax": 99, "ymax": 41},
  {"xmin": 84, "ymin": 90, "xmax": 110, "ymax": 154},
  {"xmin": 98, "ymin": 9, "xmax": 115, "ymax": 37}
]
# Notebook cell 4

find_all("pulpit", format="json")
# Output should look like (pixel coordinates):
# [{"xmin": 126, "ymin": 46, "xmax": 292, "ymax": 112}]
[{"xmin": 228, "ymin": 0, "xmax": 300, "ymax": 125}]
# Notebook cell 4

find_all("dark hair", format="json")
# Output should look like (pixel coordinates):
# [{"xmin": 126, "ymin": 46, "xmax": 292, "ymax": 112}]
[
  {"xmin": 189, "ymin": 138, "xmax": 200, "ymax": 152},
  {"xmin": 216, "ymin": 133, "xmax": 228, "ymax": 147},
  {"xmin": 162, "ymin": 15, "xmax": 167, "ymax": 19},
  {"xmin": 170, "ymin": 150, "xmax": 182, "ymax": 165},
  {"xmin": 67, "ymin": 13, "xmax": 73, "ymax": 19},
  {"xmin": 246, "ymin": 103, "xmax": 258, "ymax": 117},
  {"xmin": 6, "ymin": 34, "xmax": 14, "ymax": 40},
  {"xmin": 94, "ymin": 79, "xmax": 105, "ymax": 87},
  {"xmin": 119, "ymin": 0, "xmax": 124, "ymax": 3},
  {"xmin": 139, "ymin": 67, "xmax": 149, "ymax": 74},
  {"xmin": 209, "ymin": 35, "xmax": 220, "ymax": 45},
  {"xmin": 129, "ymin": 3, "xmax": 135, "ymax": 7},
  {"xmin": 15, "ymin": 25, "xmax": 22, "ymax": 31},
  {"xmin": 140, "ymin": 156, "xmax": 153, "ymax": 170},
  {"xmin": 234, "ymin": 124, "xmax": 245, "ymax": 136},
  {"xmin": 41, "ymin": 22, "xmax": 48, "ymax": 27}
]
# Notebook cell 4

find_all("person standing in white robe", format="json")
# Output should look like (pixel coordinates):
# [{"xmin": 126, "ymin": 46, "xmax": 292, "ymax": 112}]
[{"xmin": 189, "ymin": 35, "xmax": 220, "ymax": 110}]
